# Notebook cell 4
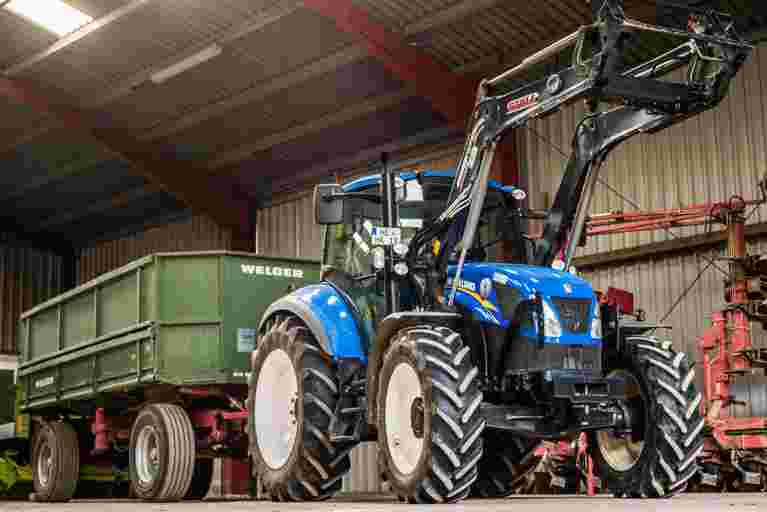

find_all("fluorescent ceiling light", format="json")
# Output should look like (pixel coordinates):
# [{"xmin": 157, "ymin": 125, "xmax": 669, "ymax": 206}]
[
  {"xmin": 150, "ymin": 44, "xmax": 223, "ymax": 84},
  {"xmin": 4, "ymin": 0, "xmax": 93, "ymax": 37}
]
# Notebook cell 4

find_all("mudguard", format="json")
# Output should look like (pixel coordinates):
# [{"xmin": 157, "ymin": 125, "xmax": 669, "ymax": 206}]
[{"xmin": 259, "ymin": 283, "xmax": 367, "ymax": 362}]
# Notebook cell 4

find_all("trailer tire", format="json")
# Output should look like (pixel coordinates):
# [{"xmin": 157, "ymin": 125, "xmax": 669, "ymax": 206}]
[
  {"xmin": 31, "ymin": 421, "xmax": 80, "ymax": 502},
  {"xmin": 472, "ymin": 433, "xmax": 540, "ymax": 497},
  {"xmin": 129, "ymin": 403, "xmax": 196, "ymax": 501},
  {"xmin": 591, "ymin": 336, "xmax": 704, "ymax": 498},
  {"xmin": 248, "ymin": 316, "xmax": 351, "ymax": 501},
  {"xmin": 184, "ymin": 458, "xmax": 214, "ymax": 500},
  {"xmin": 378, "ymin": 325, "xmax": 484, "ymax": 504}
]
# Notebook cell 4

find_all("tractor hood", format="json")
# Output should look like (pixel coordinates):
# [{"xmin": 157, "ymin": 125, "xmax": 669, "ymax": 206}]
[
  {"xmin": 448, "ymin": 263, "xmax": 595, "ymax": 301},
  {"xmin": 446, "ymin": 263, "xmax": 599, "ymax": 343}
]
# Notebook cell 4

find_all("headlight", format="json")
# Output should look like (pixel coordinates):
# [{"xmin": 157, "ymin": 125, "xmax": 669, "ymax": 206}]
[
  {"xmin": 542, "ymin": 300, "xmax": 562, "ymax": 337},
  {"xmin": 591, "ymin": 301, "xmax": 602, "ymax": 338}
]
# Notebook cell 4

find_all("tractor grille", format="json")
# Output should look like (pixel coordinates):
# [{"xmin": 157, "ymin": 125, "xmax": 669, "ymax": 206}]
[{"xmin": 551, "ymin": 298, "xmax": 591, "ymax": 334}]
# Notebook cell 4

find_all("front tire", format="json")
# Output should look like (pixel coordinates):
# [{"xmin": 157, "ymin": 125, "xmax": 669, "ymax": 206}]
[
  {"xmin": 248, "ymin": 317, "xmax": 351, "ymax": 501},
  {"xmin": 592, "ymin": 336, "xmax": 704, "ymax": 497},
  {"xmin": 129, "ymin": 403, "xmax": 196, "ymax": 501},
  {"xmin": 31, "ymin": 421, "xmax": 80, "ymax": 502},
  {"xmin": 377, "ymin": 325, "xmax": 484, "ymax": 504}
]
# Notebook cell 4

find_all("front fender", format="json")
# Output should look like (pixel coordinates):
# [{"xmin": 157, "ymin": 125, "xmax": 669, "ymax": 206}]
[{"xmin": 259, "ymin": 283, "xmax": 367, "ymax": 362}]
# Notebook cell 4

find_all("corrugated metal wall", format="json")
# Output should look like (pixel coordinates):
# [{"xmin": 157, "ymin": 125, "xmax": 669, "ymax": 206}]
[
  {"xmin": 0, "ymin": 246, "xmax": 64, "ymax": 354},
  {"xmin": 523, "ymin": 47, "xmax": 767, "ymax": 257},
  {"xmin": 77, "ymin": 215, "xmax": 233, "ymax": 283},
  {"xmin": 256, "ymin": 194, "xmax": 322, "ymax": 260}
]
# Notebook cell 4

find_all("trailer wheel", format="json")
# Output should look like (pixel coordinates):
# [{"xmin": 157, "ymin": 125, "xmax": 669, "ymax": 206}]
[
  {"xmin": 248, "ymin": 316, "xmax": 351, "ymax": 501},
  {"xmin": 378, "ymin": 325, "xmax": 484, "ymax": 504},
  {"xmin": 184, "ymin": 458, "xmax": 214, "ymax": 500},
  {"xmin": 591, "ymin": 336, "xmax": 704, "ymax": 498},
  {"xmin": 129, "ymin": 403, "xmax": 196, "ymax": 501},
  {"xmin": 472, "ymin": 432, "xmax": 540, "ymax": 497},
  {"xmin": 31, "ymin": 421, "xmax": 80, "ymax": 502}
]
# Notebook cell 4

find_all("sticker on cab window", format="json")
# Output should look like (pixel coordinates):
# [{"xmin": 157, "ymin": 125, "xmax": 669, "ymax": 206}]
[
  {"xmin": 400, "ymin": 218, "xmax": 423, "ymax": 229},
  {"xmin": 371, "ymin": 227, "xmax": 401, "ymax": 246}
]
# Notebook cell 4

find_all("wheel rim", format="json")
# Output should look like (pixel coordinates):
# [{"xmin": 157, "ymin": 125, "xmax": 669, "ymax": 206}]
[
  {"xmin": 135, "ymin": 425, "xmax": 161, "ymax": 484},
  {"xmin": 254, "ymin": 348, "xmax": 299, "ymax": 469},
  {"xmin": 597, "ymin": 369, "xmax": 646, "ymax": 472},
  {"xmin": 37, "ymin": 441, "xmax": 53, "ymax": 488},
  {"xmin": 385, "ymin": 361, "xmax": 425, "ymax": 475}
]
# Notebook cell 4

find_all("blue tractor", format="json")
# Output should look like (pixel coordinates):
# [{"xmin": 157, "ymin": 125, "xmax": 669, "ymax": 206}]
[{"xmin": 247, "ymin": 0, "xmax": 751, "ymax": 503}]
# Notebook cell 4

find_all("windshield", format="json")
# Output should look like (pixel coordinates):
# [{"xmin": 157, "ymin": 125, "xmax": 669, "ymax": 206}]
[{"xmin": 322, "ymin": 175, "xmax": 507, "ymax": 276}]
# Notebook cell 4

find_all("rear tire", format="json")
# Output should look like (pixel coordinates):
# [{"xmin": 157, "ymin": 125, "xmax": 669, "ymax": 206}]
[
  {"xmin": 472, "ymin": 432, "xmax": 540, "ymax": 497},
  {"xmin": 184, "ymin": 458, "xmax": 214, "ymax": 500},
  {"xmin": 31, "ymin": 421, "xmax": 80, "ymax": 502},
  {"xmin": 129, "ymin": 403, "xmax": 196, "ymax": 501},
  {"xmin": 591, "ymin": 336, "xmax": 704, "ymax": 498},
  {"xmin": 377, "ymin": 325, "xmax": 484, "ymax": 504},
  {"xmin": 248, "ymin": 317, "xmax": 351, "ymax": 501}
]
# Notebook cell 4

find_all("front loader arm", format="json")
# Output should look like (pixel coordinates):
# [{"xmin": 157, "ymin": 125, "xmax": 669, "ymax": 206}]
[{"xmin": 419, "ymin": 0, "xmax": 752, "ymax": 298}]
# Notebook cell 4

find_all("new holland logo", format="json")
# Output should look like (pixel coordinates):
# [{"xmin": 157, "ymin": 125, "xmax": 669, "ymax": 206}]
[
  {"xmin": 241, "ymin": 264, "xmax": 304, "ymax": 278},
  {"xmin": 507, "ymin": 93, "xmax": 539, "ymax": 113}
]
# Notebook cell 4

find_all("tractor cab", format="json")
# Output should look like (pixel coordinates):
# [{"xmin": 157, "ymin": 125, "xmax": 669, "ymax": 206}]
[{"xmin": 317, "ymin": 169, "xmax": 522, "ymax": 342}]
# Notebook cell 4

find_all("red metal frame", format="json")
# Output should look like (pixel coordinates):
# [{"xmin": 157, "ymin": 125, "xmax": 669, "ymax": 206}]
[{"xmin": 587, "ymin": 188, "xmax": 767, "ymax": 488}]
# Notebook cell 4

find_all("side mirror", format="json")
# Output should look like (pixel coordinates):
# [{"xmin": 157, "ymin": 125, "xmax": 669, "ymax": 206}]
[{"xmin": 314, "ymin": 183, "xmax": 344, "ymax": 225}]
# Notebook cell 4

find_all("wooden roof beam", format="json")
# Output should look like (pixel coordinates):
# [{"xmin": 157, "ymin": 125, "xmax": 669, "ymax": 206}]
[
  {"xmin": 0, "ymin": 77, "xmax": 254, "ymax": 249},
  {"xmin": 302, "ymin": 0, "xmax": 479, "ymax": 125}
]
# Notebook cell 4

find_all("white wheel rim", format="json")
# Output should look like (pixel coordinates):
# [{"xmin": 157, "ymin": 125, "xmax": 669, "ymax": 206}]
[
  {"xmin": 254, "ymin": 348, "xmax": 299, "ymax": 469},
  {"xmin": 597, "ymin": 369, "xmax": 645, "ymax": 472},
  {"xmin": 135, "ymin": 425, "xmax": 161, "ymax": 484},
  {"xmin": 37, "ymin": 442, "xmax": 53, "ymax": 487},
  {"xmin": 385, "ymin": 361, "xmax": 425, "ymax": 475}
]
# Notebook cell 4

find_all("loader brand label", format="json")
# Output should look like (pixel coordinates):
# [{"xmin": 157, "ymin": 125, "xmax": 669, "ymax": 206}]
[
  {"xmin": 35, "ymin": 376, "xmax": 55, "ymax": 389},
  {"xmin": 241, "ymin": 264, "xmax": 304, "ymax": 279},
  {"xmin": 506, "ymin": 92, "xmax": 539, "ymax": 113},
  {"xmin": 447, "ymin": 277, "xmax": 476, "ymax": 292}
]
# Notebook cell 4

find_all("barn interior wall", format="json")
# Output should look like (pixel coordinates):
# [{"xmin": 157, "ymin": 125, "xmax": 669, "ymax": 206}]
[
  {"xmin": 76, "ymin": 214, "xmax": 233, "ymax": 284},
  {"xmin": 0, "ymin": 246, "xmax": 64, "ymax": 355}
]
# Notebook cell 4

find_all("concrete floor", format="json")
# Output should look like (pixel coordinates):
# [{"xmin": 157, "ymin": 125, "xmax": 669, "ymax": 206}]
[{"xmin": 0, "ymin": 494, "xmax": 764, "ymax": 512}]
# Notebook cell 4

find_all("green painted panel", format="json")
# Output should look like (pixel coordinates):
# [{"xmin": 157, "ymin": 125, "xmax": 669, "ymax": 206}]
[
  {"xmin": 140, "ymin": 339, "xmax": 155, "ymax": 371},
  {"xmin": 0, "ymin": 371, "xmax": 14, "ymax": 423},
  {"xmin": 99, "ymin": 342, "xmax": 140, "ymax": 381},
  {"xmin": 18, "ymin": 252, "xmax": 320, "ymax": 409},
  {"xmin": 157, "ymin": 256, "xmax": 220, "ymax": 324},
  {"xmin": 220, "ymin": 256, "xmax": 320, "ymax": 382},
  {"xmin": 99, "ymin": 274, "xmax": 138, "ymax": 336},
  {"xmin": 29, "ymin": 308, "xmax": 58, "ymax": 360},
  {"xmin": 60, "ymin": 359, "xmax": 90, "ymax": 392},
  {"xmin": 26, "ymin": 369, "xmax": 56, "ymax": 399},
  {"xmin": 158, "ymin": 325, "xmax": 221, "ymax": 384},
  {"xmin": 141, "ymin": 266, "xmax": 155, "ymax": 324},
  {"xmin": 62, "ymin": 291, "xmax": 94, "ymax": 349}
]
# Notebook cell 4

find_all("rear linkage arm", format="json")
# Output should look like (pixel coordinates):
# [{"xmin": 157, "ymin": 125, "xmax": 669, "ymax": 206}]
[{"xmin": 414, "ymin": 0, "xmax": 751, "ymax": 304}]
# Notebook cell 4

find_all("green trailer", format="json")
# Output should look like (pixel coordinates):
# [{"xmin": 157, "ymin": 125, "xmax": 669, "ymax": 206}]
[{"xmin": 13, "ymin": 251, "xmax": 319, "ymax": 502}]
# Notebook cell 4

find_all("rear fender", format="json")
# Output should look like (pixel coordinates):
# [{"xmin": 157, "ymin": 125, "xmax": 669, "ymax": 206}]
[
  {"xmin": 259, "ymin": 284, "xmax": 367, "ymax": 362},
  {"xmin": 365, "ymin": 311, "xmax": 460, "ymax": 425}
]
